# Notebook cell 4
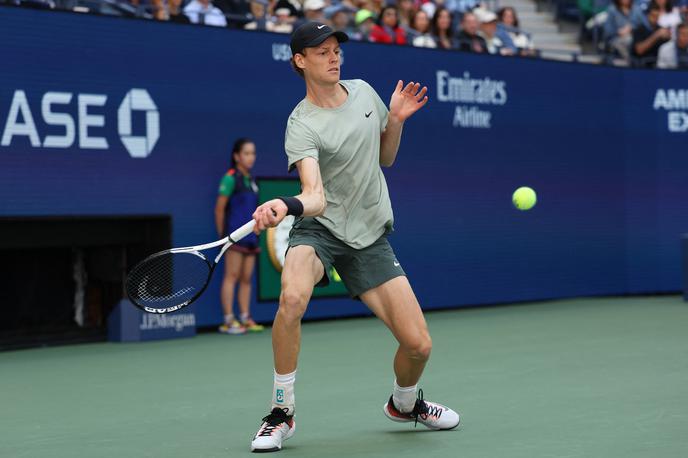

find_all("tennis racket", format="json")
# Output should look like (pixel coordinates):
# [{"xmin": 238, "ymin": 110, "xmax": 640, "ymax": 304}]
[{"xmin": 125, "ymin": 220, "xmax": 256, "ymax": 314}]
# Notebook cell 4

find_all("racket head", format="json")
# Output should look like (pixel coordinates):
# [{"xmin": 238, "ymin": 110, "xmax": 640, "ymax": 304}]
[{"xmin": 126, "ymin": 250, "xmax": 214, "ymax": 314}]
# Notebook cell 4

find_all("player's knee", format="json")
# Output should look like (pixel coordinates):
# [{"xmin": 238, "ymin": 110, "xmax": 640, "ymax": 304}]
[
  {"xmin": 405, "ymin": 336, "xmax": 432, "ymax": 361},
  {"xmin": 225, "ymin": 271, "xmax": 240, "ymax": 283},
  {"xmin": 278, "ymin": 288, "xmax": 309, "ymax": 322}
]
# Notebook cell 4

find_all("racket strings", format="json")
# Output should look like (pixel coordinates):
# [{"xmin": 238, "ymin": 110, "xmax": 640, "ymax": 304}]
[{"xmin": 126, "ymin": 251, "xmax": 211, "ymax": 311}]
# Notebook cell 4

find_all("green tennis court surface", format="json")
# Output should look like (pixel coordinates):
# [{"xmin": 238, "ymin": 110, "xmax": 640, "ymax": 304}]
[{"xmin": 2, "ymin": 296, "xmax": 687, "ymax": 458}]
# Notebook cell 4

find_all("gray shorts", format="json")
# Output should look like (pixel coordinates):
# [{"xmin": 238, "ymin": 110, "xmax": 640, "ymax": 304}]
[{"xmin": 288, "ymin": 217, "xmax": 406, "ymax": 298}]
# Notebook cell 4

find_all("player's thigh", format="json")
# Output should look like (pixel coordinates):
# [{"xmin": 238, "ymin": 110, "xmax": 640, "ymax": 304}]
[
  {"xmin": 360, "ymin": 276, "xmax": 430, "ymax": 348},
  {"xmin": 334, "ymin": 234, "xmax": 404, "ymax": 299},
  {"xmin": 239, "ymin": 253, "xmax": 256, "ymax": 283},
  {"xmin": 223, "ymin": 249, "xmax": 243, "ymax": 280},
  {"xmin": 281, "ymin": 245, "xmax": 325, "ymax": 300}
]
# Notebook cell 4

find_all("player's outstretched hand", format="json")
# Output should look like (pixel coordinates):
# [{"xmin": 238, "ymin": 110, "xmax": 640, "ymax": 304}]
[
  {"xmin": 253, "ymin": 199, "xmax": 288, "ymax": 234},
  {"xmin": 389, "ymin": 80, "xmax": 428, "ymax": 123}
]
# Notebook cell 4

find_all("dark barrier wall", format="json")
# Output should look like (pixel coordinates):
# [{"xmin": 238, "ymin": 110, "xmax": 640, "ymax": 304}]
[{"xmin": 2, "ymin": 7, "xmax": 687, "ymax": 326}]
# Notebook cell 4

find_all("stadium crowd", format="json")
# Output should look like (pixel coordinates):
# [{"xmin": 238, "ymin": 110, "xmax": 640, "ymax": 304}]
[
  {"xmin": 1, "ymin": 0, "xmax": 535, "ymax": 56},
  {"xmin": 3, "ymin": 0, "xmax": 687, "ymax": 67},
  {"xmin": 152, "ymin": 0, "xmax": 538, "ymax": 56},
  {"xmin": 586, "ymin": 0, "xmax": 688, "ymax": 67}
]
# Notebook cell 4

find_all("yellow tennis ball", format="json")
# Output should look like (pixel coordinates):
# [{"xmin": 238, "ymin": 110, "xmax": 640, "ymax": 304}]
[{"xmin": 512, "ymin": 186, "xmax": 537, "ymax": 211}]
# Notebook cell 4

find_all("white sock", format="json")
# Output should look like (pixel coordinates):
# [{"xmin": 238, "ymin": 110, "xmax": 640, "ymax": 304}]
[
  {"xmin": 393, "ymin": 380, "xmax": 417, "ymax": 413},
  {"xmin": 240, "ymin": 312, "xmax": 249, "ymax": 322},
  {"xmin": 224, "ymin": 314, "xmax": 234, "ymax": 325},
  {"xmin": 272, "ymin": 369, "xmax": 296, "ymax": 416}
]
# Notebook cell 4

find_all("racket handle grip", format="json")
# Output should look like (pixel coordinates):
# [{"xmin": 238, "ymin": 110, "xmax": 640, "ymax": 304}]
[{"xmin": 229, "ymin": 220, "xmax": 257, "ymax": 243}]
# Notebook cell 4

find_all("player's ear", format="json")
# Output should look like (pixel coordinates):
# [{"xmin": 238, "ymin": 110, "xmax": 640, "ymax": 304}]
[{"xmin": 293, "ymin": 52, "xmax": 306, "ymax": 70}]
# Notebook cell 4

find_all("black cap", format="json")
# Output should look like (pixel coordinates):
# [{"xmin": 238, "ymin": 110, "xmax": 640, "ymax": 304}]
[{"xmin": 290, "ymin": 22, "xmax": 349, "ymax": 55}]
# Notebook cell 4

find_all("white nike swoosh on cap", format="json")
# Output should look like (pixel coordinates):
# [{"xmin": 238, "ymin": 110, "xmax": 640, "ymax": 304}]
[{"xmin": 317, "ymin": 25, "xmax": 326, "ymax": 29}]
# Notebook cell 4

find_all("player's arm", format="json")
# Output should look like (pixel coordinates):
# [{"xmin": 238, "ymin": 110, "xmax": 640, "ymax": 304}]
[
  {"xmin": 294, "ymin": 157, "xmax": 327, "ymax": 216},
  {"xmin": 252, "ymin": 157, "xmax": 326, "ymax": 233},
  {"xmin": 379, "ymin": 80, "xmax": 428, "ymax": 167},
  {"xmin": 379, "ymin": 119, "xmax": 404, "ymax": 168}
]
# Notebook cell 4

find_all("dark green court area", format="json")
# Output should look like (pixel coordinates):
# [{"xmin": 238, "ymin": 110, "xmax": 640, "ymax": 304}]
[{"xmin": 2, "ymin": 296, "xmax": 687, "ymax": 457}]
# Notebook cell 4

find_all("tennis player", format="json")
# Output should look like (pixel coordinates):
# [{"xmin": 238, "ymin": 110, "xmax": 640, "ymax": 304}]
[
  {"xmin": 215, "ymin": 138, "xmax": 264, "ymax": 334},
  {"xmin": 249, "ymin": 22, "xmax": 460, "ymax": 452}
]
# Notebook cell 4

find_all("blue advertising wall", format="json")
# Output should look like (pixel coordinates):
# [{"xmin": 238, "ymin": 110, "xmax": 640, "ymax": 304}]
[{"xmin": 1, "ymin": 7, "xmax": 687, "ymax": 327}]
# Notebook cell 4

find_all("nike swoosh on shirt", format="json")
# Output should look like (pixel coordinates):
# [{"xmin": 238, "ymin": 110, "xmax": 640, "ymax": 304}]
[
  {"xmin": 365, "ymin": 111, "xmax": 373, "ymax": 118},
  {"xmin": 317, "ymin": 25, "xmax": 326, "ymax": 29}
]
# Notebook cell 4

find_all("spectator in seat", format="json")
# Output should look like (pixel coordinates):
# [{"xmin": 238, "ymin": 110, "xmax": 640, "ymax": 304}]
[
  {"xmin": 272, "ymin": 7, "xmax": 295, "ymax": 33},
  {"xmin": 244, "ymin": 0, "xmax": 277, "ymax": 30},
  {"xmin": 603, "ymin": 0, "xmax": 646, "ymax": 61},
  {"xmin": 408, "ymin": 9, "xmax": 437, "ymax": 47},
  {"xmin": 304, "ymin": 0, "xmax": 326, "ymax": 21},
  {"xmin": 353, "ymin": 9, "xmax": 377, "ymax": 40},
  {"xmin": 475, "ymin": 7, "xmax": 513, "ymax": 54},
  {"xmin": 396, "ymin": 0, "xmax": 415, "ymax": 30},
  {"xmin": 632, "ymin": 1, "xmax": 671, "ymax": 66},
  {"xmin": 273, "ymin": 0, "xmax": 300, "ymax": 18},
  {"xmin": 184, "ymin": 0, "xmax": 228, "ymax": 26},
  {"xmin": 370, "ymin": 5, "xmax": 408, "ymax": 44},
  {"xmin": 326, "ymin": 4, "xmax": 357, "ymax": 34},
  {"xmin": 657, "ymin": 21, "xmax": 688, "ymax": 68},
  {"xmin": 432, "ymin": 6, "xmax": 459, "ymax": 49},
  {"xmin": 456, "ymin": 11, "xmax": 487, "ymax": 52},
  {"xmin": 654, "ymin": 0, "xmax": 682, "ymax": 31},
  {"xmin": 368, "ymin": 0, "xmax": 385, "ymax": 16},
  {"xmin": 294, "ymin": 0, "xmax": 327, "ymax": 28},
  {"xmin": 152, "ymin": 0, "xmax": 167, "ymax": 21},
  {"xmin": 497, "ymin": 6, "xmax": 535, "ymax": 54},
  {"xmin": 168, "ymin": 0, "xmax": 192, "ymax": 23}
]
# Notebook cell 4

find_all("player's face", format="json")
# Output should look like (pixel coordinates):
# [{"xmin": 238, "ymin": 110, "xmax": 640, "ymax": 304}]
[
  {"xmin": 303, "ymin": 37, "xmax": 341, "ymax": 84},
  {"xmin": 234, "ymin": 142, "xmax": 256, "ymax": 170}
]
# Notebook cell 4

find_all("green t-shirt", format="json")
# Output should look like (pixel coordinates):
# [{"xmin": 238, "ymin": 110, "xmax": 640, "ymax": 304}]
[
  {"xmin": 218, "ymin": 173, "xmax": 251, "ymax": 197},
  {"xmin": 284, "ymin": 79, "xmax": 392, "ymax": 249}
]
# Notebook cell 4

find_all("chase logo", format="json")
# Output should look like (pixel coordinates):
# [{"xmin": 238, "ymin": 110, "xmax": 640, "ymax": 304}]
[
  {"xmin": 0, "ymin": 88, "xmax": 160, "ymax": 157},
  {"xmin": 118, "ymin": 89, "xmax": 160, "ymax": 158},
  {"xmin": 276, "ymin": 389, "xmax": 285, "ymax": 403}
]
